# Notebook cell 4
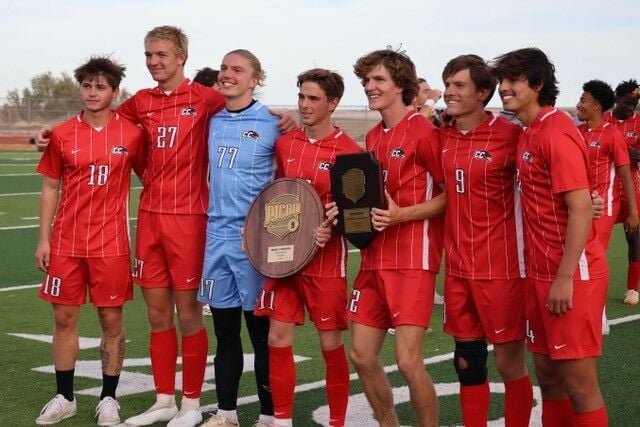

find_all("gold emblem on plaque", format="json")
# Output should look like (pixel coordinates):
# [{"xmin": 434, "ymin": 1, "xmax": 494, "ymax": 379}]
[
  {"xmin": 263, "ymin": 193, "xmax": 301, "ymax": 239},
  {"xmin": 341, "ymin": 168, "xmax": 366, "ymax": 204}
]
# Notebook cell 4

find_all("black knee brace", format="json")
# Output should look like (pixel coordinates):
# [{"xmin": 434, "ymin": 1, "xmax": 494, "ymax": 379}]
[
  {"xmin": 453, "ymin": 340, "xmax": 488, "ymax": 386},
  {"xmin": 626, "ymin": 230, "xmax": 640, "ymax": 261}
]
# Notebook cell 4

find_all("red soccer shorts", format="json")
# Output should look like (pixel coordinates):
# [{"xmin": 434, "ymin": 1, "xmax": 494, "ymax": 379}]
[
  {"xmin": 254, "ymin": 275, "xmax": 348, "ymax": 331},
  {"xmin": 525, "ymin": 276, "xmax": 608, "ymax": 360},
  {"xmin": 346, "ymin": 269, "xmax": 436, "ymax": 329},
  {"xmin": 39, "ymin": 254, "xmax": 133, "ymax": 307},
  {"xmin": 134, "ymin": 210, "xmax": 207, "ymax": 290},
  {"xmin": 443, "ymin": 275, "xmax": 526, "ymax": 344}
]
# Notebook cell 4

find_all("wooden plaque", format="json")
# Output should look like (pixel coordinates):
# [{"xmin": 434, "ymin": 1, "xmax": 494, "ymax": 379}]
[
  {"xmin": 243, "ymin": 178, "xmax": 324, "ymax": 279},
  {"xmin": 330, "ymin": 151, "xmax": 384, "ymax": 249}
]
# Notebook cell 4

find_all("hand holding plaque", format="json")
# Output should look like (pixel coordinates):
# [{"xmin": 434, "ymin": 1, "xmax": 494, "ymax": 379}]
[
  {"xmin": 330, "ymin": 152, "xmax": 384, "ymax": 248},
  {"xmin": 244, "ymin": 178, "xmax": 324, "ymax": 278}
]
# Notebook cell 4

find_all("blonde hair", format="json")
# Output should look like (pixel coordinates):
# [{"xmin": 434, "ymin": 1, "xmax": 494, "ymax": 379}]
[
  {"xmin": 145, "ymin": 26, "xmax": 189, "ymax": 61},
  {"xmin": 225, "ymin": 49, "xmax": 266, "ymax": 86}
]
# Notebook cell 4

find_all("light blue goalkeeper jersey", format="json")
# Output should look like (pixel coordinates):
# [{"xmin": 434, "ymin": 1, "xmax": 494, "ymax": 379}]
[{"xmin": 206, "ymin": 100, "xmax": 281, "ymax": 240}]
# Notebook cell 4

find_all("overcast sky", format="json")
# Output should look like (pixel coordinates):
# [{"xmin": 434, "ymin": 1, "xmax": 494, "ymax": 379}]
[{"xmin": 2, "ymin": 0, "xmax": 639, "ymax": 108}]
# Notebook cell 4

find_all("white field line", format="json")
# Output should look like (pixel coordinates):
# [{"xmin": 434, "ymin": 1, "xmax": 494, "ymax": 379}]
[
  {"xmin": 0, "ymin": 163, "xmax": 38, "ymax": 167},
  {"xmin": 0, "ymin": 173, "xmax": 37, "ymax": 177},
  {"xmin": 0, "ymin": 217, "xmax": 138, "ymax": 231},
  {"xmin": 0, "ymin": 186, "xmax": 143, "ymax": 198}
]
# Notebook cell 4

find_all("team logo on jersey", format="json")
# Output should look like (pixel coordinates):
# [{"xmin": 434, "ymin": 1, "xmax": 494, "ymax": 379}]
[
  {"xmin": 180, "ymin": 107, "xmax": 197, "ymax": 116},
  {"xmin": 242, "ymin": 130, "xmax": 260, "ymax": 140},
  {"xmin": 264, "ymin": 193, "xmax": 301, "ymax": 239},
  {"xmin": 626, "ymin": 131, "xmax": 637, "ymax": 139},
  {"xmin": 111, "ymin": 146, "xmax": 128, "ymax": 155},
  {"xmin": 473, "ymin": 149, "xmax": 492, "ymax": 161},
  {"xmin": 589, "ymin": 140, "xmax": 601, "ymax": 148},
  {"xmin": 521, "ymin": 151, "xmax": 533, "ymax": 162},
  {"xmin": 391, "ymin": 148, "xmax": 405, "ymax": 158},
  {"xmin": 318, "ymin": 162, "xmax": 332, "ymax": 171}
]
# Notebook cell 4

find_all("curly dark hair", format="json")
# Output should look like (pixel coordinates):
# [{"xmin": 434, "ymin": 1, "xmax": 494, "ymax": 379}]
[
  {"xmin": 582, "ymin": 80, "xmax": 615, "ymax": 111},
  {"xmin": 74, "ymin": 56, "xmax": 126, "ymax": 89},
  {"xmin": 615, "ymin": 79, "xmax": 639, "ymax": 99},
  {"xmin": 491, "ymin": 47, "xmax": 559, "ymax": 107},
  {"xmin": 353, "ymin": 48, "xmax": 418, "ymax": 106}
]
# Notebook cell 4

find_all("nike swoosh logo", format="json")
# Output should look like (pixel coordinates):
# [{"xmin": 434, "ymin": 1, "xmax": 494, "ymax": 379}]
[
  {"xmin": 287, "ymin": 158, "xmax": 295, "ymax": 163},
  {"xmin": 186, "ymin": 276, "xmax": 198, "ymax": 283},
  {"xmin": 554, "ymin": 344, "xmax": 567, "ymax": 350},
  {"xmin": 393, "ymin": 311, "xmax": 401, "ymax": 318},
  {"xmin": 320, "ymin": 317, "xmax": 331, "ymax": 322},
  {"xmin": 146, "ymin": 112, "xmax": 154, "ymax": 117},
  {"xmin": 71, "ymin": 149, "xmax": 81, "ymax": 154},
  {"xmin": 494, "ymin": 328, "xmax": 506, "ymax": 334},
  {"xmin": 109, "ymin": 295, "xmax": 118, "ymax": 300}
]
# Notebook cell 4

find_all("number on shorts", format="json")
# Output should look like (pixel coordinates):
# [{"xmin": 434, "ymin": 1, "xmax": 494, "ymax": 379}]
[
  {"xmin": 348, "ymin": 289, "xmax": 361, "ymax": 313},
  {"xmin": 132, "ymin": 258, "xmax": 144, "ymax": 279},
  {"xmin": 199, "ymin": 278, "xmax": 215, "ymax": 300},
  {"xmin": 526, "ymin": 320, "xmax": 535, "ymax": 344},
  {"xmin": 258, "ymin": 290, "xmax": 275, "ymax": 310},
  {"xmin": 42, "ymin": 275, "xmax": 62, "ymax": 297}
]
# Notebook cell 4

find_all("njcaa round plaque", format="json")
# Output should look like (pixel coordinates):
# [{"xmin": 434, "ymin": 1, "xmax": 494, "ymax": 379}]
[{"xmin": 243, "ymin": 178, "xmax": 324, "ymax": 278}]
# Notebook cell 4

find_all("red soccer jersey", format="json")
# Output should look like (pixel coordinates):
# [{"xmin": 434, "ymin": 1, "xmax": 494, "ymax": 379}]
[
  {"xmin": 516, "ymin": 108, "xmax": 608, "ymax": 281},
  {"xmin": 275, "ymin": 127, "xmax": 363, "ymax": 277},
  {"xmin": 118, "ymin": 80, "xmax": 225, "ymax": 215},
  {"xmin": 360, "ymin": 110, "xmax": 444, "ymax": 271},
  {"xmin": 441, "ymin": 112, "xmax": 525, "ymax": 280},
  {"xmin": 37, "ymin": 112, "xmax": 145, "ymax": 257},
  {"xmin": 578, "ymin": 122, "xmax": 629, "ymax": 216}
]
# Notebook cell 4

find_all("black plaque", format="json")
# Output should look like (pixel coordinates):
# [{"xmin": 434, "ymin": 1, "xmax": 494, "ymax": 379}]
[{"xmin": 330, "ymin": 151, "xmax": 384, "ymax": 248}]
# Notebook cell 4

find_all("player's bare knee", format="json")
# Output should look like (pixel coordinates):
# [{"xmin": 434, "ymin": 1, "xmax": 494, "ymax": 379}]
[
  {"xmin": 53, "ymin": 306, "xmax": 80, "ymax": 329},
  {"xmin": 349, "ymin": 346, "xmax": 377, "ymax": 372},
  {"xmin": 454, "ymin": 340, "xmax": 488, "ymax": 385}
]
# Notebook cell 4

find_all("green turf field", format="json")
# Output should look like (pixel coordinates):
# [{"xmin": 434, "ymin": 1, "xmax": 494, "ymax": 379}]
[{"xmin": 1, "ymin": 150, "xmax": 639, "ymax": 426}]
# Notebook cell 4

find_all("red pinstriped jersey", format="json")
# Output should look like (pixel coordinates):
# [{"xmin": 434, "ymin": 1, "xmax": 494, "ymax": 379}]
[
  {"xmin": 275, "ymin": 127, "xmax": 363, "ymax": 277},
  {"xmin": 360, "ymin": 110, "xmax": 444, "ymax": 271},
  {"xmin": 37, "ymin": 112, "xmax": 144, "ymax": 257},
  {"xmin": 516, "ymin": 108, "xmax": 607, "ymax": 281},
  {"xmin": 578, "ymin": 122, "xmax": 629, "ymax": 216},
  {"xmin": 604, "ymin": 111, "xmax": 640, "ymax": 191},
  {"xmin": 118, "ymin": 80, "xmax": 225, "ymax": 214},
  {"xmin": 441, "ymin": 113, "xmax": 525, "ymax": 279}
]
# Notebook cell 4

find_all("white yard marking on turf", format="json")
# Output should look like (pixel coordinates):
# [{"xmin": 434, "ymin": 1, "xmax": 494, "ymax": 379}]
[
  {"xmin": 21, "ymin": 216, "xmax": 38, "ymax": 220},
  {"xmin": 0, "ymin": 191, "xmax": 39, "ymax": 197},
  {"xmin": 0, "ymin": 163, "xmax": 38, "ymax": 166},
  {"xmin": 0, "ymin": 173, "xmax": 37, "ymax": 177},
  {"xmin": 0, "ymin": 284, "xmax": 40, "ymax": 291},
  {"xmin": 8, "ymin": 333, "xmax": 103, "ymax": 349},
  {"xmin": 0, "ymin": 225, "xmax": 38, "ymax": 230}
]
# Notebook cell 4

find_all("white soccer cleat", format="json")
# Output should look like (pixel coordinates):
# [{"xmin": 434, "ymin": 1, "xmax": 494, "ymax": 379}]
[
  {"xmin": 201, "ymin": 414, "xmax": 240, "ymax": 426},
  {"xmin": 167, "ymin": 408, "xmax": 203, "ymax": 427},
  {"xmin": 95, "ymin": 396, "xmax": 121, "ymax": 426},
  {"xmin": 124, "ymin": 394, "xmax": 178, "ymax": 426},
  {"xmin": 36, "ymin": 394, "xmax": 77, "ymax": 425},
  {"xmin": 624, "ymin": 289, "xmax": 639, "ymax": 305}
]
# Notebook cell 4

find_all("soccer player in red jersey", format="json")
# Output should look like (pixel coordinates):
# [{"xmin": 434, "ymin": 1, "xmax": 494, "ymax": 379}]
[
  {"xmin": 604, "ymin": 79, "xmax": 640, "ymax": 305},
  {"xmin": 577, "ymin": 80, "xmax": 639, "ymax": 247},
  {"xmin": 346, "ymin": 48, "xmax": 445, "ymax": 427},
  {"xmin": 254, "ymin": 68, "xmax": 362, "ymax": 427},
  {"xmin": 439, "ymin": 54, "xmax": 533, "ymax": 427},
  {"xmin": 34, "ymin": 57, "xmax": 144, "ymax": 426},
  {"xmin": 493, "ymin": 47, "xmax": 609, "ymax": 427}
]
